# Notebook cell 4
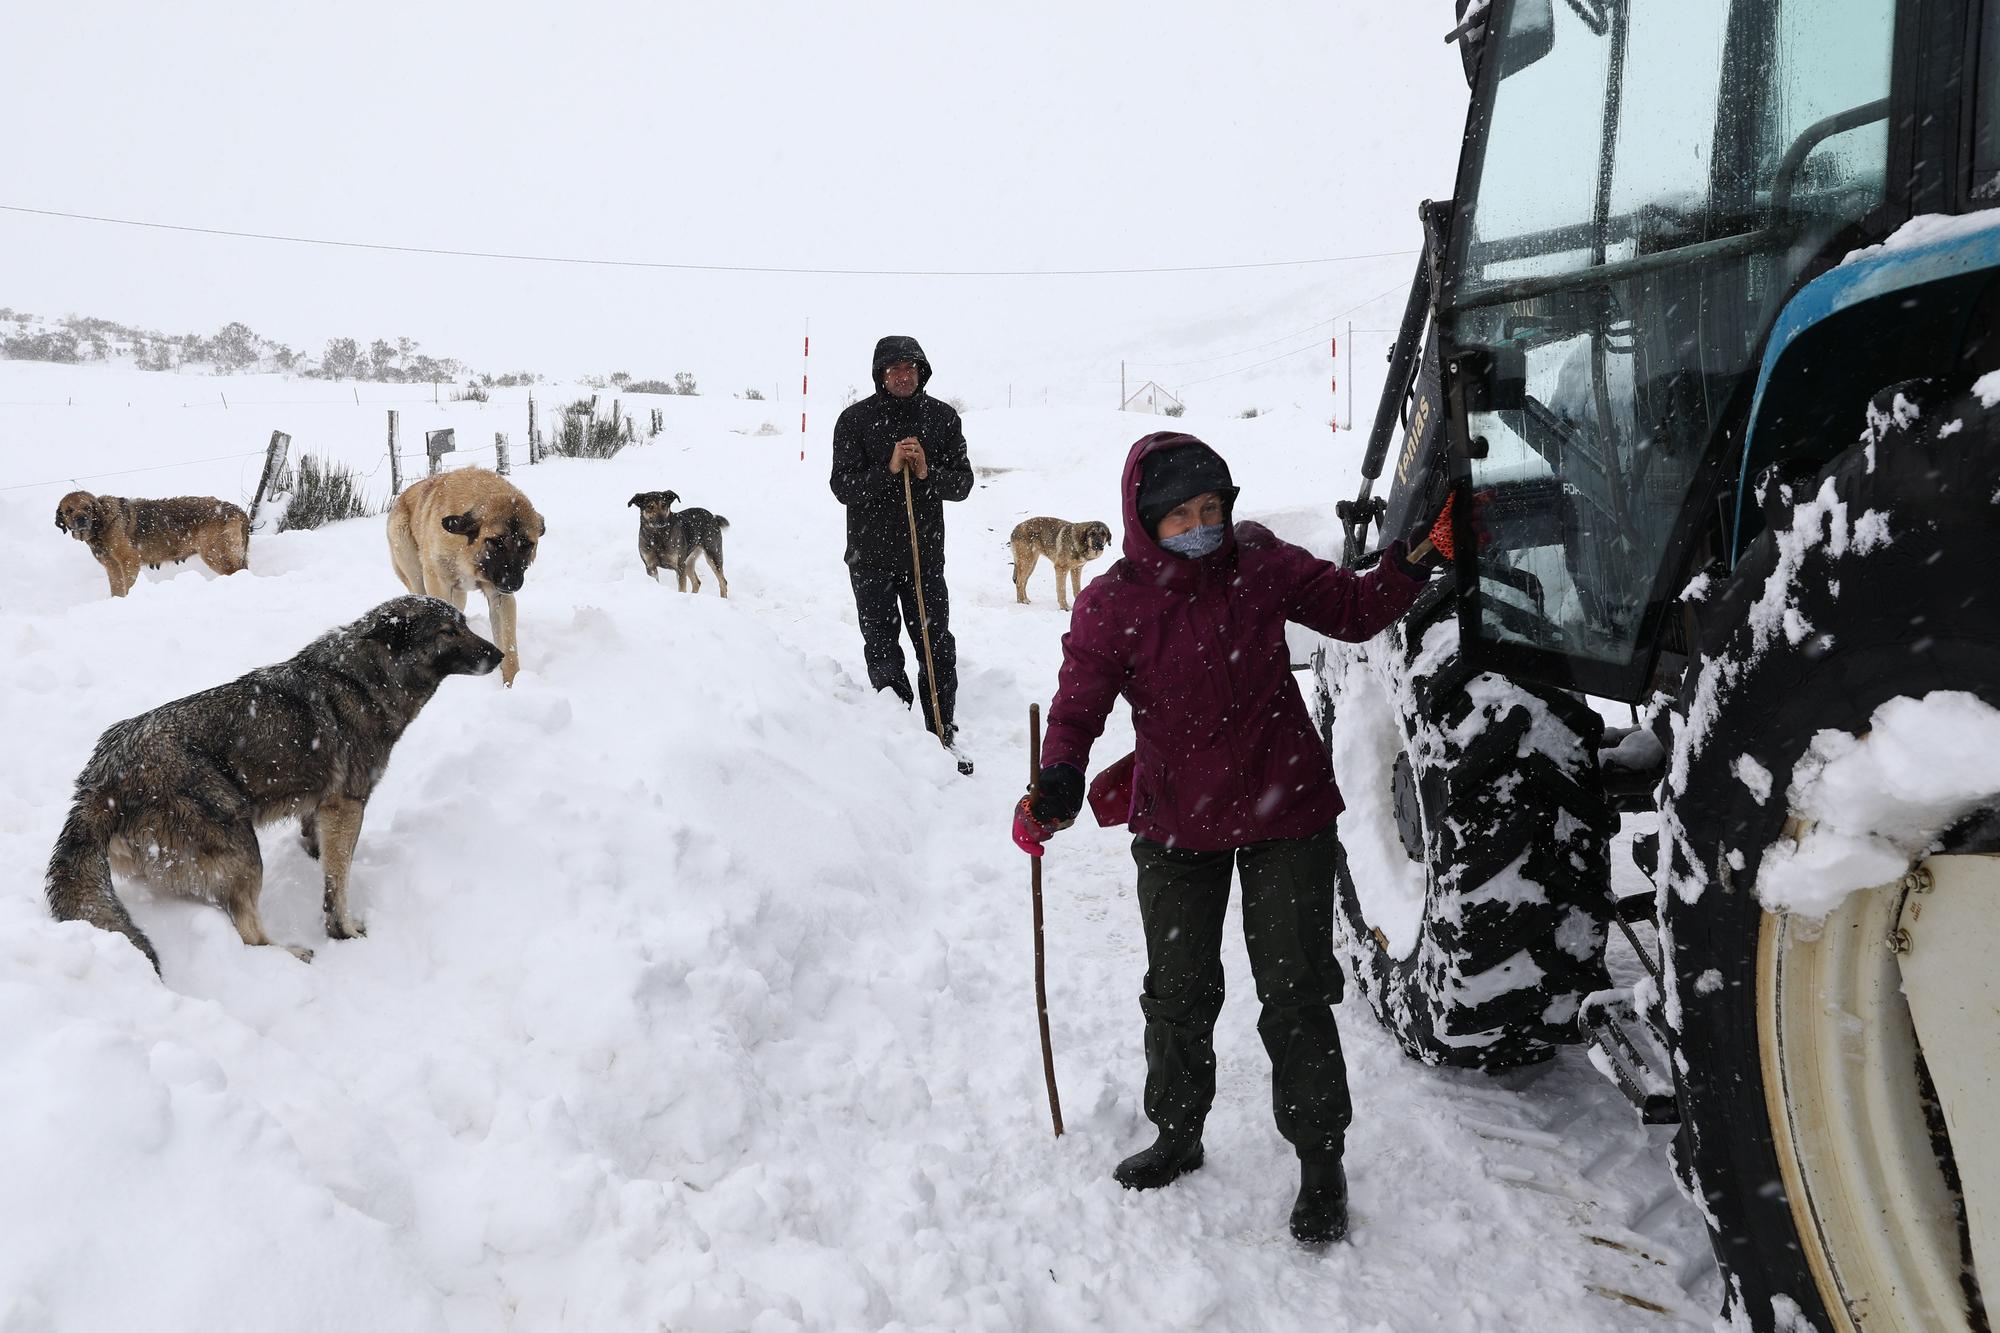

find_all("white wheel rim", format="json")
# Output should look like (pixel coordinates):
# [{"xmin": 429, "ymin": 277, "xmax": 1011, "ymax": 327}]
[{"xmin": 1758, "ymin": 853, "xmax": 2000, "ymax": 1331}]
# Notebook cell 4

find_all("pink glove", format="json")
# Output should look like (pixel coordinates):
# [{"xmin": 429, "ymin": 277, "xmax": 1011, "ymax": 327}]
[{"xmin": 1013, "ymin": 795, "xmax": 1059, "ymax": 858}]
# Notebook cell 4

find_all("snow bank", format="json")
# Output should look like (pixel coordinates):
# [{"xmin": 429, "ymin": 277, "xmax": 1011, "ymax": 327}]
[
  {"xmin": 0, "ymin": 362, "xmax": 1711, "ymax": 1331},
  {"xmin": 1756, "ymin": 692, "xmax": 2000, "ymax": 917}
]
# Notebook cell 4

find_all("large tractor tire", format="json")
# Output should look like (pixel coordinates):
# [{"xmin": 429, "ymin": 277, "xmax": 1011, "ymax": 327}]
[
  {"xmin": 1659, "ymin": 380, "xmax": 2000, "ymax": 1332},
  {"xmin": 1315, "ymin": 579, "xmax": 1616, "ymax": 1072}
]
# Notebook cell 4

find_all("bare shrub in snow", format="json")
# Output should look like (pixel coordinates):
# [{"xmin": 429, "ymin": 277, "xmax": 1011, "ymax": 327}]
[{"xmin": 277, "ymin": 453, "xmax": 375, "ymax": 532}]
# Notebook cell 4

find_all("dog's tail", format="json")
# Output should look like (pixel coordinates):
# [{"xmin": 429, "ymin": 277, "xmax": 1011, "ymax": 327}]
[
  {"xmin": 227, "ymin": 502, "xmax": 253, "ymax": 566},
  {"xmin": 46, "ymin": 794, "xmax": 160, "ymax": 975},
  {"xmin": 715, "ymin": 515, "xmax": 730, "ymax": 530}
]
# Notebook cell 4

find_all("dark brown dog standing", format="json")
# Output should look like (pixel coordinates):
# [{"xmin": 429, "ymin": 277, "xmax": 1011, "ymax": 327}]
[
  {"xmin": 386, "ymin": 468, "xmax": 544, "ymax": 685},
  {"xmin": 1010, "ymin": 517, "xmax": 1113, "ymax": 611},
  {"xmin": 55, "ymin": 491, "xmax": 250, "ymax": 597},
  {"xmin": 628, "ymin": 490, "xmax": 730, "ymax": 597}
]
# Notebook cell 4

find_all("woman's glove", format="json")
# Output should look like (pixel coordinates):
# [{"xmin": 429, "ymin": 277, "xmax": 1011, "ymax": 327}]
[
  {"xmin": 1395, "ymin": 490, "xmax": 1491, "ymax": 576},
  {"xmin": 1012, "ymin": 764, "xmax": 1085, "ymax": 857}
]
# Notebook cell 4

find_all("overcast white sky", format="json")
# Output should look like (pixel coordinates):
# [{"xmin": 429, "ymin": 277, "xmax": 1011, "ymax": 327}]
[{"xmin": 1, "ymin": 2, "xmax": 1468, "ymax": 409}]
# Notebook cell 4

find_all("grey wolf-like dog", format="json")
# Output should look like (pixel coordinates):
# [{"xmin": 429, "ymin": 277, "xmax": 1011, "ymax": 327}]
[{"xmin": 46, "ymin": 596, "xmax": 502, "ymax": 972}]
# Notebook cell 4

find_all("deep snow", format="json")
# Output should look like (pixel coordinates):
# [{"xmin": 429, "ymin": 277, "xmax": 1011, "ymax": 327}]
[{"xmin": 1, "ymin": 361, "xmax": 1716, "ymax": 1331}]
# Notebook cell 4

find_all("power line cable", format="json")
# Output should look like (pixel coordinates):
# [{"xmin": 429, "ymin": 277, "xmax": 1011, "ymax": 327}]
[
  {"xmin": 0, "ymin": 203, "xmax": 1420, "ymax": 278},
  {"xmin": 1130, "ymin": 280, "xmax": 1410, "ymax": 369},
  {"xmin": 1174, "ymin": 340, "xmax": 1330, "ymax": 389},
  {"xmin": 1168, "ymin": 284, "xmax": 1415, "ymax": 389}
]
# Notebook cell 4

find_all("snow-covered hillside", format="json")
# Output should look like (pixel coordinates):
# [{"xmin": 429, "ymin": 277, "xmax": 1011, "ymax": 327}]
[{"xmin": 0, "ymin": 362, "xmax": 1715, "ymax": 1331}]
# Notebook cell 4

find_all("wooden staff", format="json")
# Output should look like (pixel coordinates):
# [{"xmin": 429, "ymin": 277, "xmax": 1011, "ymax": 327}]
[
  {"xmin": 1028, "ymin": 702, "xmax": 1064, "ymax": 1137},
  {"xmin": 902, "ymin": 466, "xmax": 950, "ymax": 748}
]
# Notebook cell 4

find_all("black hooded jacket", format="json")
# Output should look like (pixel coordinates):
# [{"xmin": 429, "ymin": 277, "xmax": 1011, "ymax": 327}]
[{"xmin": 829, "ymin": 335, "xmax": 974, "ymax": 570}]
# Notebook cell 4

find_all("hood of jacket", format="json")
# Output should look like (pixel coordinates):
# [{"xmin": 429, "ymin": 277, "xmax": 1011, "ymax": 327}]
[
  {"xmin": 871, "ymin": 335, "xmax": 933, "ymax": 395},
  {"xmin": 1118, "ymin": 432, "xmax": 1241, "ymax": 588}
]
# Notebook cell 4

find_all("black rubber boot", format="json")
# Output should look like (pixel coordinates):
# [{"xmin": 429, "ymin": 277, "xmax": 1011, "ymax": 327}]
[
  {"xmin": 1113, "ymin": 1134, "xmax": 1204, "ymax": 1190},
  {"xmin": 1289, "ymin": 1150, "xmax": 1348, "ymax": 1246}
]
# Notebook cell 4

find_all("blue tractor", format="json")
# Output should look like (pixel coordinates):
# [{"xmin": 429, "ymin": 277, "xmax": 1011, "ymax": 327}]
[{"xmin": 1318, "ymin": 2, "xmax": 2000, "ymax": 1327}]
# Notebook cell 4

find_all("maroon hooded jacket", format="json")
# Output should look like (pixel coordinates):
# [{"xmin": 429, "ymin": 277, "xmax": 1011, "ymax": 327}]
[{"xmin": 1040, "ymin": 432, "xmax": 1428, "ymax": 852}]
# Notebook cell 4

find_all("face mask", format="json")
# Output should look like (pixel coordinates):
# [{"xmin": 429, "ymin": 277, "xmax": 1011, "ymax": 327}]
[{"xmin": 1159, "ymin": 522, "xmax": 1225, "ymax": 559}]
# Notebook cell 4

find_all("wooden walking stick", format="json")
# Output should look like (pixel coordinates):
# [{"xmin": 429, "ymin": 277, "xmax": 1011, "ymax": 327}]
[
  {"xmin": 1028, "ymin": 702, "xmax": 1065, "ymax": 1137},
  {"xmin": 903, "ymin": 465, "xmax": 969, "ymax": 772}
]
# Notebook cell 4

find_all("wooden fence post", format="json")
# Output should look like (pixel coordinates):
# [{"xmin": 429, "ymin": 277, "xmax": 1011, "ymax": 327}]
[
  {"xmin": 527, "ymin": 394, "xmax": 538, "ymax": 464},
  {"xmin": 248, "ymin": 430, "xmax": 291, "ymax": 536},
  {"xmin": 495, "ymin": 432, "xmax": 510, "ymax": 475},
  {"xmin": 387, "ymin": 410, "xmax": 403, "ymax": 495}
]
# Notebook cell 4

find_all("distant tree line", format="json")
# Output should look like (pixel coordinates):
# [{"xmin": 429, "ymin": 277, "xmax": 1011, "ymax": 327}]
[
  {"xmin": 0, "ymin": 306, "xmax": 537, "ymax": 385},
  {"xmin": 0, "ymin": 307, "xmax": 717, "ymax": 396}
]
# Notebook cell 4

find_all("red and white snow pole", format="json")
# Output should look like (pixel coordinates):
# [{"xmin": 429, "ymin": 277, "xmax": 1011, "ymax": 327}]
[{"xmin": 1330, "ymin": 334, "xmax": 1339, "ymax": 435}]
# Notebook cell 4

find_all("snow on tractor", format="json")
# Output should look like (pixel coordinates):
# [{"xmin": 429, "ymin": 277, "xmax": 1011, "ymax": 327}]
[{"xmin": 1313, "ymin": 1, "xmax": 2000, "ymax": 1328}]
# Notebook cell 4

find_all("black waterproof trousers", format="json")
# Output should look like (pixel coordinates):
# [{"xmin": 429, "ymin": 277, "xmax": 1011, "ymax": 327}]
[
  {"xmin": 1130, "ymin": 820, "xmax": 1350, "ymax": 1156},
  {"xmin": 848, "ymin": 560, "xmax": 957, "ymax": 737}
]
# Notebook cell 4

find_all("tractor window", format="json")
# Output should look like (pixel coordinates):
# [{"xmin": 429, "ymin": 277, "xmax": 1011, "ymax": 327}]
[
  {"xmin": 1441, "ymin": 0, "xmax": 1897, "ymax": 698},
  {"xmin": 1457, "ymin": 0, "xmax": 1617, "ymax": 283},
  {"xmin": 1739, "ymin": 0, "xmax": 1895, "ymax": 219}
]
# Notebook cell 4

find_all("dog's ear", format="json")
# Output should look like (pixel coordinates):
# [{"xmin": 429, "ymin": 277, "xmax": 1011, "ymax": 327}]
[
  {"xmin": 440, "ymin": 510, "xmax": 478, "ymax": 540},
  {"xmin": 53, "ymin": 504, "xmax": 67, "ymax": 532},
  {"xmin": 628, "ymin": 494, "xmax": 645, "ymax": 508},
  {"xmin": 357, "ymin": 605, "xmax": 416, "ymax": 650},
  {"xmin": 663, "ymin": 490, "xmax": 679, "ymax": 509}
]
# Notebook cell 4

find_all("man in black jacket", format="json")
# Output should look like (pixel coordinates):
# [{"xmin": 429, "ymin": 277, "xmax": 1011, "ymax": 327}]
[{"xmin": 830, "ymin": 335, "xmax": 974, "ymax": 747}]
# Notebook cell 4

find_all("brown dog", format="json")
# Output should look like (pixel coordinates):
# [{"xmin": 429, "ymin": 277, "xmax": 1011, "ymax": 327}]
[
  {"xmin": 1010, "ymin": 517, "xmax": 1113, "ymax": 611},
  {"xmin": 55, "ymin": 491, "xmax": 250, "ymax": 597},
  {"xmin": 386, "ymin": 468, "xmax": 544, "ymax": 685}
]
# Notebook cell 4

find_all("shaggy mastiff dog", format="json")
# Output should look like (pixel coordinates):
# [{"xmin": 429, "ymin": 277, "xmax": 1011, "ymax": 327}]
[
  {"xmin": 387, "ymin": 467, "xmax": 544, "ymax": 685},
  {"xmin": 1009, "ymin": 517, "xmax": 1113, "ymax": 611},
  {"xmin": 46, "ymin": 596, "xmax": 502, "ymax": 972},
  {"xmin": 54, "ymin": 490, "xmax": 250, "ymax": 597}
]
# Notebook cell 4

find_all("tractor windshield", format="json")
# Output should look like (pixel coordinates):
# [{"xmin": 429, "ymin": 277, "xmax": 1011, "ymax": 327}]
[{"xmin": 1439, "ymin": 0, "xmax": 1896, "ymax": 700}]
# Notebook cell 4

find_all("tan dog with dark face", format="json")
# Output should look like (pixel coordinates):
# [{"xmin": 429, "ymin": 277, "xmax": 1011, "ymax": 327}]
[
  {"xmin": 55, "ymin": 491, "xmax": 250, "ymax": 597},
  {"xmin": 386, "ymin": 468, "xmax": 544, "ymax": 685},
  {"xmin": 1010, "ymin": 517, "xmax": 1113, "ymax": 611}
]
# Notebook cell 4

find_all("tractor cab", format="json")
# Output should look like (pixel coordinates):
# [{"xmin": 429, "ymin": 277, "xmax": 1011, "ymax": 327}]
[{"xmin": 1412, "ymin": 0, "xmax": 1974, "ymax": 701}]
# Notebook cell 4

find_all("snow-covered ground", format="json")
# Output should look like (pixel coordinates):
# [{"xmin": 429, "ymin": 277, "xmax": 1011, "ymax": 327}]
[{"xmin": 0, "ymin": 361, "xmax": 1717, "ymax": 1331}]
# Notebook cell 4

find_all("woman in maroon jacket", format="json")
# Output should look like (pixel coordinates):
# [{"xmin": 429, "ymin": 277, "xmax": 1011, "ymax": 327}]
[{"xmin": 1013, "ymin": 431, "xmax": 1444, "ymax": 1246}]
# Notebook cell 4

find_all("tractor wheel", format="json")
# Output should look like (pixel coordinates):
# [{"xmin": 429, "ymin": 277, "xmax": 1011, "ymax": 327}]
[
  {"xmin": 1659, "ymin": 380, "xmax": 2000, "ymax": 1332},
  {"xmin": 1316, "ymin": 581, "xmax": 1615, "ymax": 1071}
]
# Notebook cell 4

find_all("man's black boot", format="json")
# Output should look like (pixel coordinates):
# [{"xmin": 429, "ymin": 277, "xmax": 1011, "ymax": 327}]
[
  {"xmin": 1289, "ymin": 1150, "xmax": 1348, "ymax": 1246},
  {"xmin": 1113, "ymin": 1134, "xmax": 1204, "ymax": 1190}
]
